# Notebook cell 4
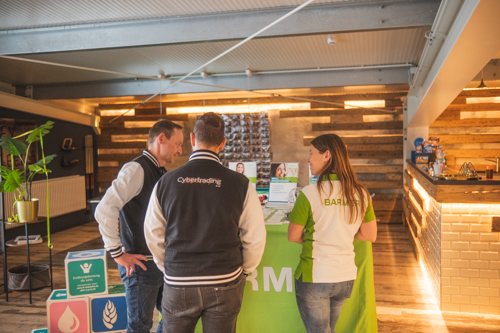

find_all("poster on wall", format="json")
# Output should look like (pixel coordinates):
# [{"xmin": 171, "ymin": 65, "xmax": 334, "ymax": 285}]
[
  {"xmin": 267, "ymin": 162, "xmax": 299, "ymax": 205},
  {"xmin": 228, "ymin": 162, "xmax": 257, "ymax": 188},
  {"xmin": 0, "ymin": 118, "xmax": 38, "ymax": 169}
]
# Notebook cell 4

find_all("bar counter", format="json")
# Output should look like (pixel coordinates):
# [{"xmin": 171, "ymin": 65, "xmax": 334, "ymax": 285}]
[{"xmin": 403, "ymin": 161, "xmax": 500, "ymax": 315}]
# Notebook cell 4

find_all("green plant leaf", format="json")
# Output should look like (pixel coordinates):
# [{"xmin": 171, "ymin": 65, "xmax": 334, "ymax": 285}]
[
  {"xmin": 34, "ymin": 154, "xmax": 57, "ymax": 167},
  {"xmin": 0, "ymin": 169, "xmax": 25, "ymax": 192},
  {"xmin": 27, "ymin": 121, "xmax": 54, "ymax": 143},
  {"xmin": 0, "ymin": 136, "xmax": 27, "ymax": 156}
]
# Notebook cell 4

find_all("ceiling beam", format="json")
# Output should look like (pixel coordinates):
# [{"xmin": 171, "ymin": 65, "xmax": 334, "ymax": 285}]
[
  {"xmin": 30, "ymin": 67, "xmax": 410, "ymax": 100},
  {"xmin": 0, "ymin": 0, "xmax": 440, "ymax": 55},
  {"xmin": 407, "ymin": 0, "xmax": 500, "ymax": 128},
  {"xmin": 0, "ymin": 91, "xmax": 99, "ymax": 132}
]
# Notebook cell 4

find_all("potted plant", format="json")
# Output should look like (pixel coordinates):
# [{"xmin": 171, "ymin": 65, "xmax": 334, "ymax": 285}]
[{"xmin": 0, "ymin": 121, "xmax": 56, "ymax": 223}]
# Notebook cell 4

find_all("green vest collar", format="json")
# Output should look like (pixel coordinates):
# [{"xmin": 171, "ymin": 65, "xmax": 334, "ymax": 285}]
[{"xmin": 322, "ymin": 174, "xmax": 339, "ymax": 181}]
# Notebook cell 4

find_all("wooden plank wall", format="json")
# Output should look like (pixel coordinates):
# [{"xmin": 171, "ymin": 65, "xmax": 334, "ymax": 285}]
[
  {"xmin": 282, "ymin": 92, "xmax": 407, "ymax": 223},
  {"xmin": 95, "ymin": 93, "xmax": 406, "ymax": 224},
  {"xmin": 430, "ymin": 88, "xmax": 500, "ymax": 172},
  {"xmin": 96, "ymin": 104, "xmax": 188, "ymax": 194}
]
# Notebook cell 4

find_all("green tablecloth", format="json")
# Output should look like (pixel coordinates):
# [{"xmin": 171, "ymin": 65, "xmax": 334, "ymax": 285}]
[{"xmin": 195, "ymin": 221, "xmax": 378, "ymax": 332}]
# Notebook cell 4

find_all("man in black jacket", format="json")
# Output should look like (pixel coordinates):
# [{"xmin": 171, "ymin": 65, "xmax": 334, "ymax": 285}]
[
  {"xmin": 145, "ymin": 112, "xmax": 266, "ymax": 333},
  {"xmin": 96, "ymin": 119, "xmax": 183, "ymax": 333}
]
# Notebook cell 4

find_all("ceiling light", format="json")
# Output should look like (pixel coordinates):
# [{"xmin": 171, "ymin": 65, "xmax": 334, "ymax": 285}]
[
  {"xmin": 344, "ymin": 100, "xmax": 385, "ymax": 109},
  {"xmin": 168, "ymin": 103, "xmax": 310, "ymax": 114},
  {"xmin": 100, "ymin": 109, "xmax": 135, "ymax": 116}
]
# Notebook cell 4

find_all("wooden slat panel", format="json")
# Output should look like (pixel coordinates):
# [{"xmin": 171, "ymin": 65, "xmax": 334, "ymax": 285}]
[
  {"xmin": 282, "ymin": 108, "xmax": 402, "ymax": 118},
  {"xmin": 349, "ymin": 150, "xmax": 403, "ymax": 159},
  {"xmin": 431, "ymin": 119, "xmax": 500, "ymax": 127},
  {"xmin": 409, "ymin": 186, "xmax": 424, "ymax": 210},
  {"xmin": 100, "ymin": 128, "xmax": 151, "ymax": 135},
  {"xmin": 386, "ymin": 173, "xmax": 402, "ymax": 181},
  {"xmin": 438, "ymin": 134, "xmax": 500, "ymax": 144},
  {"xmin": 408, "ymin": 192, "xmax": 425, "ymax": 227},
  {"xmin": 96, "ymin": 167, "xmax": 120, "ymax": 183},
  {"xmin": 404, "ymin": 169, "xmax": 413, "ymax": 187},
  {"xmin": 312, "ymin": 121, "xmax": 403, "ymax": 131},
  {"xmin": 374, "ymin": 211, "xmax": 403, "ymax": 224},
  {"xmin": 445, "ymin": 104, "xmax": 500, "ymax": 111},
  {"xmin": 445, "ymin": 149, "xmax": 500, "ymax": 158},
  {"xmin": 359, "ymin": 180, "xmax": 402, "ymax": 189},
  {"xmin": 304, "ymin": 135, "xmax": 403, "ymax": 146},
  {"xmin": 435, "ymin": 185, "xmax": 500, "ymax": 203},
  {"xmin": 406, "ymin": 163, "xmax": 436, "ymax": 198},
  {"xmin": 372, "ymin": 195, "xmax": 403, "ymax": 211},
  {"xmin": 96, "ymin": 141, "xmax": 147, "ymax": 149},
  {"xmin": 458, "ymin": 89, "xmax": 500, "ymax": 97},
  {"xmin": 353, "ymin": 165, "xmax": 402, "ymax": 173}
]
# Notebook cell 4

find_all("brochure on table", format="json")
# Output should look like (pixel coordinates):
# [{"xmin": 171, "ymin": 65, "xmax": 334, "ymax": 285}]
[
  {"xmin": 268, "ymin": 162, "xmax": 298, "ymax": 203},
  {"xmin": 15, "ymin": 235, "xmax": 43, "ymax": 245},
  {"xmin": 228, "ymin": 162, "xmax": 257, "ymax": 188}
]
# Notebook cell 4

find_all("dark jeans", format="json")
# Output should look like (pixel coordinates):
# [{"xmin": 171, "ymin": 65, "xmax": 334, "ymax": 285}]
[
  {"xmin": 295, "ymin": 276, "xmax": 354, "ymax": 333},
  {"xmin": 161, "ymin": 273, "xmax": 246, "ymax": 333},
  {"xmin": 118, "ymin": 261, "xmax": 164, "ymax": 333}
]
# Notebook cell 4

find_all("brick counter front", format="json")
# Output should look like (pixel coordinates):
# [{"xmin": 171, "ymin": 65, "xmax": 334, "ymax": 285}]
[{"xmin": 404, "ymin": 161, "xmax": 500, "ymax": 315}]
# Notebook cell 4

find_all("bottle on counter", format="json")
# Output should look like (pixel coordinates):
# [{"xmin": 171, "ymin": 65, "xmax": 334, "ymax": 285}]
[{"xmin": 435, "ymin": 145, "xmax": 446, "ymax": 174}]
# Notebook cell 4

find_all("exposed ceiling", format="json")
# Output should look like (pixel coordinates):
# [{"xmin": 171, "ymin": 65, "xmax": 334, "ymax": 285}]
[
  {"xmin": 0, "ymin": 0, "xmax": 441, "ymax": 109},
  {"xmin": 0, "ymin": 0, "xmax": 499, "ymax": 123}
]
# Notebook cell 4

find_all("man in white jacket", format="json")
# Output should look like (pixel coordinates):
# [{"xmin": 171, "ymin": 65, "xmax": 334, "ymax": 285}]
[
  {"xmin": 95, "ymin": 119, "xmax": 183, "ymax": 333},
  {"xmin": 145, "ymin": 112, "xmax": 266, "ymax": 333}
]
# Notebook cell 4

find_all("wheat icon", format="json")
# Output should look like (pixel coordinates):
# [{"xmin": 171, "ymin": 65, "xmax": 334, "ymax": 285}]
[{"xmin": 103, "ymin": 300, "xmax": 118, "ymax": 329}]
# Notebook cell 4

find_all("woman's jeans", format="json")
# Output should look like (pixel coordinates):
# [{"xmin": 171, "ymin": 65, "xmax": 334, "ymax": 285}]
[
  {"xmin": 118, "ymin": 261, "xmax": 164, "ymax": 333},
  {"xmin": 161, "ymin": 273, "xmax": 246, "ymax": 333},
  {"xmin": 295, "ymin": 276, "xmax": 354, "ymax": 333}
]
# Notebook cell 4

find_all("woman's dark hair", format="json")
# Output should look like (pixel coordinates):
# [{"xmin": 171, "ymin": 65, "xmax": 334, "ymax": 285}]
[
  {"xmin": 311, "ymin": 134, "xmax": 368, "ymax": 224},
  {"xmin": 193, "ymin": 112, "xmax": 225, "ymax": 147},
  {"xmin": 148, "ymin": 119, "xmax": 183, "ymax": 146}
]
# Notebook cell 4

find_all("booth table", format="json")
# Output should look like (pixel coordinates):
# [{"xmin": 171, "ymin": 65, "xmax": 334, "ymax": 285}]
[{"xmin": 195, "ymin": 210, "xmax": 378, "ymax": 333}]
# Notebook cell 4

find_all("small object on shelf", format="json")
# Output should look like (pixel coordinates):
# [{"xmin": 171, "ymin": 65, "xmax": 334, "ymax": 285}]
[
  {"xmin": 15, "ymin": 235, "xmax": 43, "ymax": 245},
  {"xmin": 485, "ymin": 165, "xmax": 495, "ymax": 179},
  {"xmin": 61, "ymin": 138, "xmax": 76, "ymax": 150},
  {"xmin": 61, "ymin": 156, "xmax": 81, "ymax": 167}
]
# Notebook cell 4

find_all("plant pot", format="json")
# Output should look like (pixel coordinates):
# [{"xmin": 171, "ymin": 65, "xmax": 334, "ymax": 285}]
[
  {"xmin": 16, "ymin": 198, "xmax": 39, "ymax": 222},
  {"xmin": 8, "ymin": 264, "xmax": 51, "ymax": 290}
]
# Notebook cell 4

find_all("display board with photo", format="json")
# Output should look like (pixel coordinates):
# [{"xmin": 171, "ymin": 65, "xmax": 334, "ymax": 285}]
[
  {"xmin": 228, "ymin": 162, "xmax": 257, "ymax": 188},
  {"xmin": 268, "ymin": 162, "xmax": 299, "ymax": 204},
  {"xmin": 220, "ymin": 112, "xmax": 271, "ymax": 187}
]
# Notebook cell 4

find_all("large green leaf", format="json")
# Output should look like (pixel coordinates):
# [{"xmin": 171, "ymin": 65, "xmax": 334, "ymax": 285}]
[
  {"xmin": 27, "ymin": 121, "xmax": 54, "ymax": 143},
  {"xmin": 0, "ymin": 136, "xmax": 27, "ymax": 156},
  {"xmin": 0, "ymin": 169, "xmax": 25, "ymax": 192},
  {"xmin": 34, "ymin": 154, "xmax": 57, "ymax": 168}
]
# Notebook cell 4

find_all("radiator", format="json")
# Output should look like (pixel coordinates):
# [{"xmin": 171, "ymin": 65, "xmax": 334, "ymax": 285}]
[{"xmin": 4, "ymin": 175, "xmax": 86, "ymax": 229}]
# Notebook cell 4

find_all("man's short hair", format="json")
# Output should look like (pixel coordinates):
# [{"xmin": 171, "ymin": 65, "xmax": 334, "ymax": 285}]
[
  {"xmin": 193, "ymin": 112, "xmax": 225, "ymax": 147},
  {"xmin": 148, "ymin": 119, "xmax": 183, "ymax": 146}
]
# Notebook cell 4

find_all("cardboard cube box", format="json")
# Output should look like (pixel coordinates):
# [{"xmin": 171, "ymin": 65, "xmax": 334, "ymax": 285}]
[
  {"xmin": 65, "ymin": 249, "xmax": 108, "ymax": 298},
  {"xmin": 31, "ymin": 329, "xmax": 48, "ymax": 333},
  {"xmin": 89, "ymin": 284, "xmax": 128, "ymax": 333},
  {"xmin": 46, "ymin": 289, "xmax": 89, "ymax": 333}
]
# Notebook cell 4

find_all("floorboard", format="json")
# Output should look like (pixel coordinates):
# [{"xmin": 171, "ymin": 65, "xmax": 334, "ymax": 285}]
[{"xmin": 1, "ymin": 221, "xmax": 499, "ymax": 332}]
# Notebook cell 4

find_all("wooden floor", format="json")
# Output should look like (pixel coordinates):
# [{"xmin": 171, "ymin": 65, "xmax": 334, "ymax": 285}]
[{"xmin": 1, "ymin": 222, "xmax": 499, "ymax": 332}]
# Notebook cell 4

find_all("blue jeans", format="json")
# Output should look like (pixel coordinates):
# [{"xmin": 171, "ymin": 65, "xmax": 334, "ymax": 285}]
[
  {"xmin": 119, "ymin": 260, "xmax": 164, "ymax": 333},
  {"xmin": 161, "ymin": 273, "xmax": 246, "ymax": 333},
  {"xmin": 295, "ymin": 276, "xmax": 354, "ymax": 333}
]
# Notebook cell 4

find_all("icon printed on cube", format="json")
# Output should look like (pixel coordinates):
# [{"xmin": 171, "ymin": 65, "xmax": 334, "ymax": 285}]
[
  {"xmin": 89, "ymin": 284, "xmax": 127, "ymax": 333},
  {"xmin": 65, "ymin": 249, "xmax": 108, "ymax": 298},
  {"xmin": 46, "ymin": 289, "xmax": 89, "ymax": 333}
]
